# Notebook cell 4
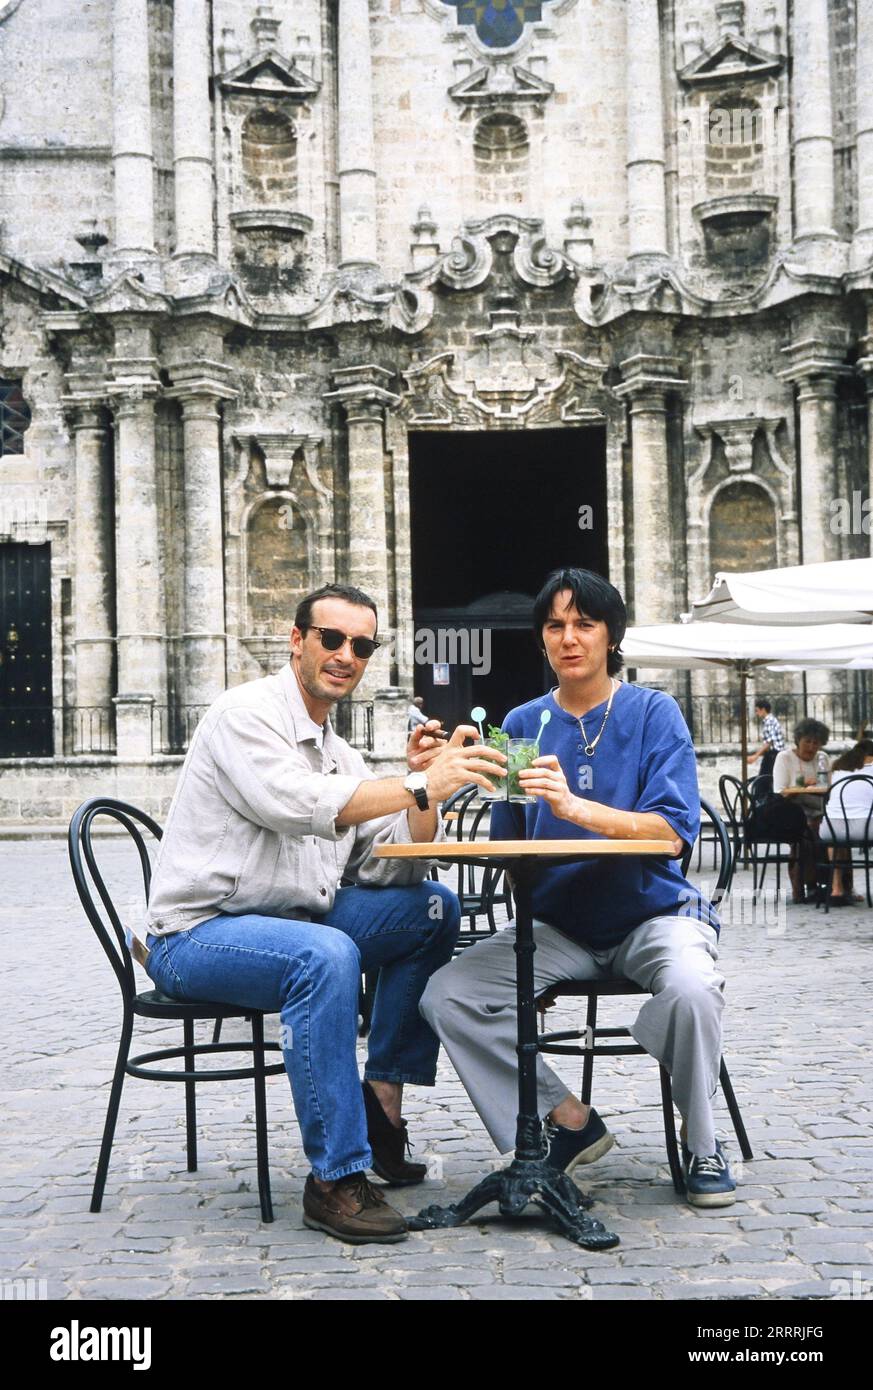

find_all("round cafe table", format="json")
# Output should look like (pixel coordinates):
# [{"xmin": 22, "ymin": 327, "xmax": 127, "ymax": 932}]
[{"xmin": 374, "ymin": 838, "xmax": 676, "ymax": 1249}]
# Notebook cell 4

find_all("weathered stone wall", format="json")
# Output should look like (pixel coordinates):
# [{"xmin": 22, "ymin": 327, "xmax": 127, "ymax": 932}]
[{"xmin": 0, "ymin": 0, "xmax": 870, "ymax": 822}]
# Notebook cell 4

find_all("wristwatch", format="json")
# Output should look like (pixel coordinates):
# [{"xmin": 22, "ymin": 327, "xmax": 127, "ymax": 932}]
[{"xmin": 404, "ymin": 770, "xmax": 430, "ymax": 811}]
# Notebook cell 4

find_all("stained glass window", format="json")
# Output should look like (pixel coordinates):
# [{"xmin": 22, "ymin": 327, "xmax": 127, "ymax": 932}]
[
  {"xmin": 441, "ymin": 2, "xmax": 554, "ymax": 49},
  {"xmin": 0, "ymin": 380, "xmax": 31, "ymax": 457}
]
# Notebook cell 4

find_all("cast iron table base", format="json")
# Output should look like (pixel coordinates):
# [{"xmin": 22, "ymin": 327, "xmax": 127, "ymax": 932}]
[{"xmin": 408, "ymin": 855, "xmax": 620, "ymax": 1250}]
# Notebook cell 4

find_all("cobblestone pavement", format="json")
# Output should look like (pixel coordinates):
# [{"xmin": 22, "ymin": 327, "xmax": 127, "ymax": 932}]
[{"xmin": 1, "ymin": 838, "xmax": 871, "ymax": 1302}]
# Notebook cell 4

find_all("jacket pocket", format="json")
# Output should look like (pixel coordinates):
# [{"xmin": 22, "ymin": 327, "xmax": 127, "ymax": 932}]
[{"xmin": 220, "ymin": 832, "xmax": 284, "ymax": 913}]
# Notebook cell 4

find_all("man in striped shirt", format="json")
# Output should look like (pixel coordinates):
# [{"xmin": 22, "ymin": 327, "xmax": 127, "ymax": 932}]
[{"xmin": 748, "ymin": 700, "xmax": 786, "ymax": 777}]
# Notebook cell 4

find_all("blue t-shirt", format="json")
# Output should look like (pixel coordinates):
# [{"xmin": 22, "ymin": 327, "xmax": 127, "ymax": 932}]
[{"xmin": 489, "ymin": 682, "xmax": 719, "ymax": 949}]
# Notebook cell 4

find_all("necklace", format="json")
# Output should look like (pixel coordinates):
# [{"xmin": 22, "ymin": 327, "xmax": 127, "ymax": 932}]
[{"xmin": 556, "ymin": 679, "xmax": 619, "ymax": 757}]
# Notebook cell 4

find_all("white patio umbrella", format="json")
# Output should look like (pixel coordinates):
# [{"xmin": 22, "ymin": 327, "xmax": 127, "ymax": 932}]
[
  {"xmin": 622, "ymin": 622, "xmax": 873, "ymax": 779},
  {"xmin": 688, "ymin": 558, "xmax": 873, "ymax": 625}
]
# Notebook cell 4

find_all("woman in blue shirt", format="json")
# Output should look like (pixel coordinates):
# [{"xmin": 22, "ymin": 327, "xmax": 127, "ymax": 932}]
[{"xmin": 420, "ymin": 567, "xmax": 735, "ymax": 1208}]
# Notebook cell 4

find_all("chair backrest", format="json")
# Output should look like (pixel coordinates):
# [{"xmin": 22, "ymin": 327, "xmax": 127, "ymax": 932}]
[
  {"xmin": 718, "ymin": 773, "xmax": 748, "ymax": 835},
  {"xmin": 682, "ymin": 797, "xmax": 733, "ymax": 909},
  {"xmin": 68, "ymin": 797, "xmax": 163, "ymax": 1004},
  {"xmin": 439, "ymin": 782, "xmax": 511, "ymax": 933},
  {"xmin": 748, "ymin": 773, "xmax": 774, "ymax": 806},
  {"xmin": 441, "ymin": 783, "xmax": 490, "ymax": 841},
  {"xmin": 821, "ymin": 774, "xmax": 873, "ymax": 843}
]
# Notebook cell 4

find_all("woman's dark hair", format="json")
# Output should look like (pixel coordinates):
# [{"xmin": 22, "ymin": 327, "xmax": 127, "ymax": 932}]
[
  {"xmin": 532, "ymin": 568, "xmax": 627, "ymax": 676},
  {"xmin": 294, "ymin": 583, "xmax": 378, "ymax": 633},
  {"xmin": 793, "ymin": 716, "xmax": 830, "ymax": 747},
  {"xmin": 832, "ymin": 738, "xmax": 873, "ymax": 773}
]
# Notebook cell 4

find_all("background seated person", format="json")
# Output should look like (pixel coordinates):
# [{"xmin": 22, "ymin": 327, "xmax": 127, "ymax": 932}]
[
  {"xmin": 772, "ymin": 718, "xmax": 831, "ymax": 904},
  {"xmin": 820, "ymin": 738, "xmax": 873, "ymax": 906}
]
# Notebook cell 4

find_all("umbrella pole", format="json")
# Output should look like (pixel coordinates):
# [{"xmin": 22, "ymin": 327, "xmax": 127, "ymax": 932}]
[{"xmin": 740, "ymin": 667, "xmax": 749, "ymax": 784}]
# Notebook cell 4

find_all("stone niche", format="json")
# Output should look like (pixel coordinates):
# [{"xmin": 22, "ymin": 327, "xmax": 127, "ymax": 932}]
[
  {"xmin": 217, "ymin": 48, "xmax": 321, "ymax": 297},
  {"xmin": 244, "ymin": 494, "xmax": 310, "ymax": 671},
  {"xmin": 708, "ymin": 477, "xmax": 778, "ymax": 573},
  {"xmin": 676, "ymin": 19, "xmax": 786, "ymax": 279}
]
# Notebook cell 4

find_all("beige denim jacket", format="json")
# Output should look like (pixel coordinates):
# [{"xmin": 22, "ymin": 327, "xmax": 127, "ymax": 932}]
[{"xmin": 146, "ymin": 663, "xmax": 445, "ymax": 936}]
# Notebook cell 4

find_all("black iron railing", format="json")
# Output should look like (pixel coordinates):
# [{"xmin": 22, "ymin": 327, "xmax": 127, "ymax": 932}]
[
  {"xmin": 150, "ymin": 705, "xmax": 211, "ymax": 755},
  {"xmin": 674, "ymin": 691, "xmax": 870, "ymax": 749},
  {"xmin": 333, "ymin": 699, "xmax": 375, "ymax": 751},
  {"xmin": 0, "ymin": 700, "xmax": 378, "ymax": 759}
]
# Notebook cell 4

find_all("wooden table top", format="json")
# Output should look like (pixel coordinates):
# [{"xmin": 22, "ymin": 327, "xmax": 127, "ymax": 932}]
[{"xmin": 374, "ymin": 839, "xmax": 676, "ymax": 860}]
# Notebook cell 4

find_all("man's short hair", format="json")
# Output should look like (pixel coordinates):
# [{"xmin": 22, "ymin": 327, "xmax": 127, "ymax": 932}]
[
  {"xmin": 793, "ymin": 716, "xmax": 830, "ymax": 746},
  {"xmin": 755, "ymin": 699, "xmax": 772, "ymax": 712},
  {"xmin": 294, "ymin": 584, "xmax": 378, "ymax": 633},
  {"xmin": 532, "ymin": 567, "xmax": 627, "ymax": 677}
]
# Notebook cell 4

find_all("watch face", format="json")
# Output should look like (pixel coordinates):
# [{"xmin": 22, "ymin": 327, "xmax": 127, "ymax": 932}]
[{"xmin": 407, "ymin": 772, "xmax": 427, "ymax": 790}]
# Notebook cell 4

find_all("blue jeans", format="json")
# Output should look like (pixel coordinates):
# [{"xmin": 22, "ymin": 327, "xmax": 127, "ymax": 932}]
[{"xmin": 145, "ymin": 881, "xmax": 460, "ymax": 1181}]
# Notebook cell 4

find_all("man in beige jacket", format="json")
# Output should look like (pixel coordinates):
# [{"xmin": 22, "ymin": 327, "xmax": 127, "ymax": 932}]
[{"xmin": 145, "ymin": 583, "xmax": 505, "ymax": 1243}]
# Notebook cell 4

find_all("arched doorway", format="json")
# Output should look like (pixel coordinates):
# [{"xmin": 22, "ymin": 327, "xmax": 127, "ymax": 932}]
[{"xmin": 409, "ymin": 426, "xmax": 608, "ymax": 728}]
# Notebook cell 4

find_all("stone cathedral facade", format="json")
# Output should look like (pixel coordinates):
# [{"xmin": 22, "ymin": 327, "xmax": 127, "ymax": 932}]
[{"xmin": 0, "ymin": 0, "xmax": 871, "ymax": 822}]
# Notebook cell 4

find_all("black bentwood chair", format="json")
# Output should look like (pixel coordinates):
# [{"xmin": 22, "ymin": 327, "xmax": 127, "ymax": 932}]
[
  {"xmin": 536, "ymin": 799, "xmax": 753, "ymax": 1195},
  {"xmin": 68, "ymin": 797, "xmax": 285, "ymax": 1222},
  {"xmin": 720, "ymin": 772, "xmax": 804, "ymax": 904},
  {"xmin": 437, "ymin": 783, "xmax": 513, "ymax": 946}
]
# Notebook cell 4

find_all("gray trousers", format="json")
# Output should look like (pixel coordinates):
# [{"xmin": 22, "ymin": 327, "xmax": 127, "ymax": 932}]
[{"xmin": 420, "ymin": 915, "xmax": 725, "ymax": 1157}]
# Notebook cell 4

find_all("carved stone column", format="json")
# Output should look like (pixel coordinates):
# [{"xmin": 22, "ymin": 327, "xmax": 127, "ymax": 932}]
[
  {"xmin": 107, "ymin": 331, "xmax": 165, "ymax": 756},
  {"xmin": 166, "ymin": 362, "xmax": 237, "ymax": 708},
  {"xmin": 324, "ymin": 366, "xmax": 404, "ymax": 759},
  {"xmin": 337, "ymin": 0, "xmax": 378, "ymax": 267},
  {"xmin": 625, "ymin": 0, "xmax": 668, "ymax": 263},
  {"xmin": 615, "ymin": 355, "xmax": 687, "ymax": 627},
  {"xmin": 857, "ymin": 328, "xmax": 873, "ymax": 558},
  {"xmin": 173, "ymin": 0, "xmax": 214, "ymax": 258},
  {"xmin": 854, "ymin": 1, "xmax": 873, "ymax": 267},
  {"xmin": 779, "ymin": 338, "xmax": 848, "ymax": 565},
  {"xmin": 63, "ymin": 387, "xmax": 115, "ymax": 749},
  {"xmin": 112, "ymin": 0, "xmax": 156, "ymax": 256},
  {"xmin": 791, "ymin": 0, "xmax": 836, "ymax": 246}
]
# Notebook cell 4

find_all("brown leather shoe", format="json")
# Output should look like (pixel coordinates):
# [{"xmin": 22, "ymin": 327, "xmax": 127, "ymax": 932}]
[
  {"xmin": 302, "ymin": 1172, "xmax": 408, "ymax": 1244},
  {"xmin": 362, "ymin": 1079, "xmax": 429, "ymax": 1186}
]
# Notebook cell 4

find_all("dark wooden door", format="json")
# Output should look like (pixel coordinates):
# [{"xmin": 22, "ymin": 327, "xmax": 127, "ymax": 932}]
[{"xmin": 0, "ymin": 543, "xmax": 53, "ymax": 756}]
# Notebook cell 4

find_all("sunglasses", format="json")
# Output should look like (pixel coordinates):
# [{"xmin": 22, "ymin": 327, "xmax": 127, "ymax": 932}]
[{"xmin": 305, "ymin": 625, "xmax": 380, "ymax": 660}]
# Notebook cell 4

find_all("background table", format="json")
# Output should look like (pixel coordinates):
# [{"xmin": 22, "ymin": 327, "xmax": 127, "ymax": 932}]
[{"xmin": 375, "ymin": 838, "xmax": 675, "ymax": 1248}]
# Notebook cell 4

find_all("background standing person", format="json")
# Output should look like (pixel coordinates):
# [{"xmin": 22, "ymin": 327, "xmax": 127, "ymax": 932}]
[
  {"xmin": 408, "ymin": 695, "xmax": 429, "ymax": 732},
  {"xmin": 748, "ymin": 700, "xmax": 786, "ymax": 778}
]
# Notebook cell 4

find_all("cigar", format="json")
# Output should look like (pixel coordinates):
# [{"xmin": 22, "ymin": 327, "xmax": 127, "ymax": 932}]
[{"xmin": 422, "ymin": 727, "xmax": 450, "ymax": 741}]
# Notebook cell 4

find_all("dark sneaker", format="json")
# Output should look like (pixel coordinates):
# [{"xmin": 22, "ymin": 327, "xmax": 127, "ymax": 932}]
[
  {"xmin": 302, "ymin": 1172, "xmax": 409, "ymax": 1244},
  {"xmin": 544, "ymin": 1109, "xmax": 615, "ymax": 1173},
  {"xmin": 683, "ymin": 1140, "xmax": 736, "ymax": 1208},
  {"xmin": 362, "ymin": 1079, "xmax": 428, "ymax": 1186}
]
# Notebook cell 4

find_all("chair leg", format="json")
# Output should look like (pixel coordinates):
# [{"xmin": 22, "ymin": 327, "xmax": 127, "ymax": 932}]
[
  {"xmin": 183, "ymin": 1016, "xmax": 197, "ymax": 1172},
  {"xmin": 580, "ymin": 994, "xmax": 598, "ymax": 1106},
  {"xmin": 250, "ymin": 1013, "xmax": 274, "ymax": 1223},
  {"xmin": 91, "ymin": 1012, "xmax": 134, "ymax": 1213},
  {"xmin": 719, "ymin": 1058, "xmax": 753, "ymax": 1161},
  {"xmin": 659, "ymin": 1065, "xmax": 685, "ymax": 1195}
]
